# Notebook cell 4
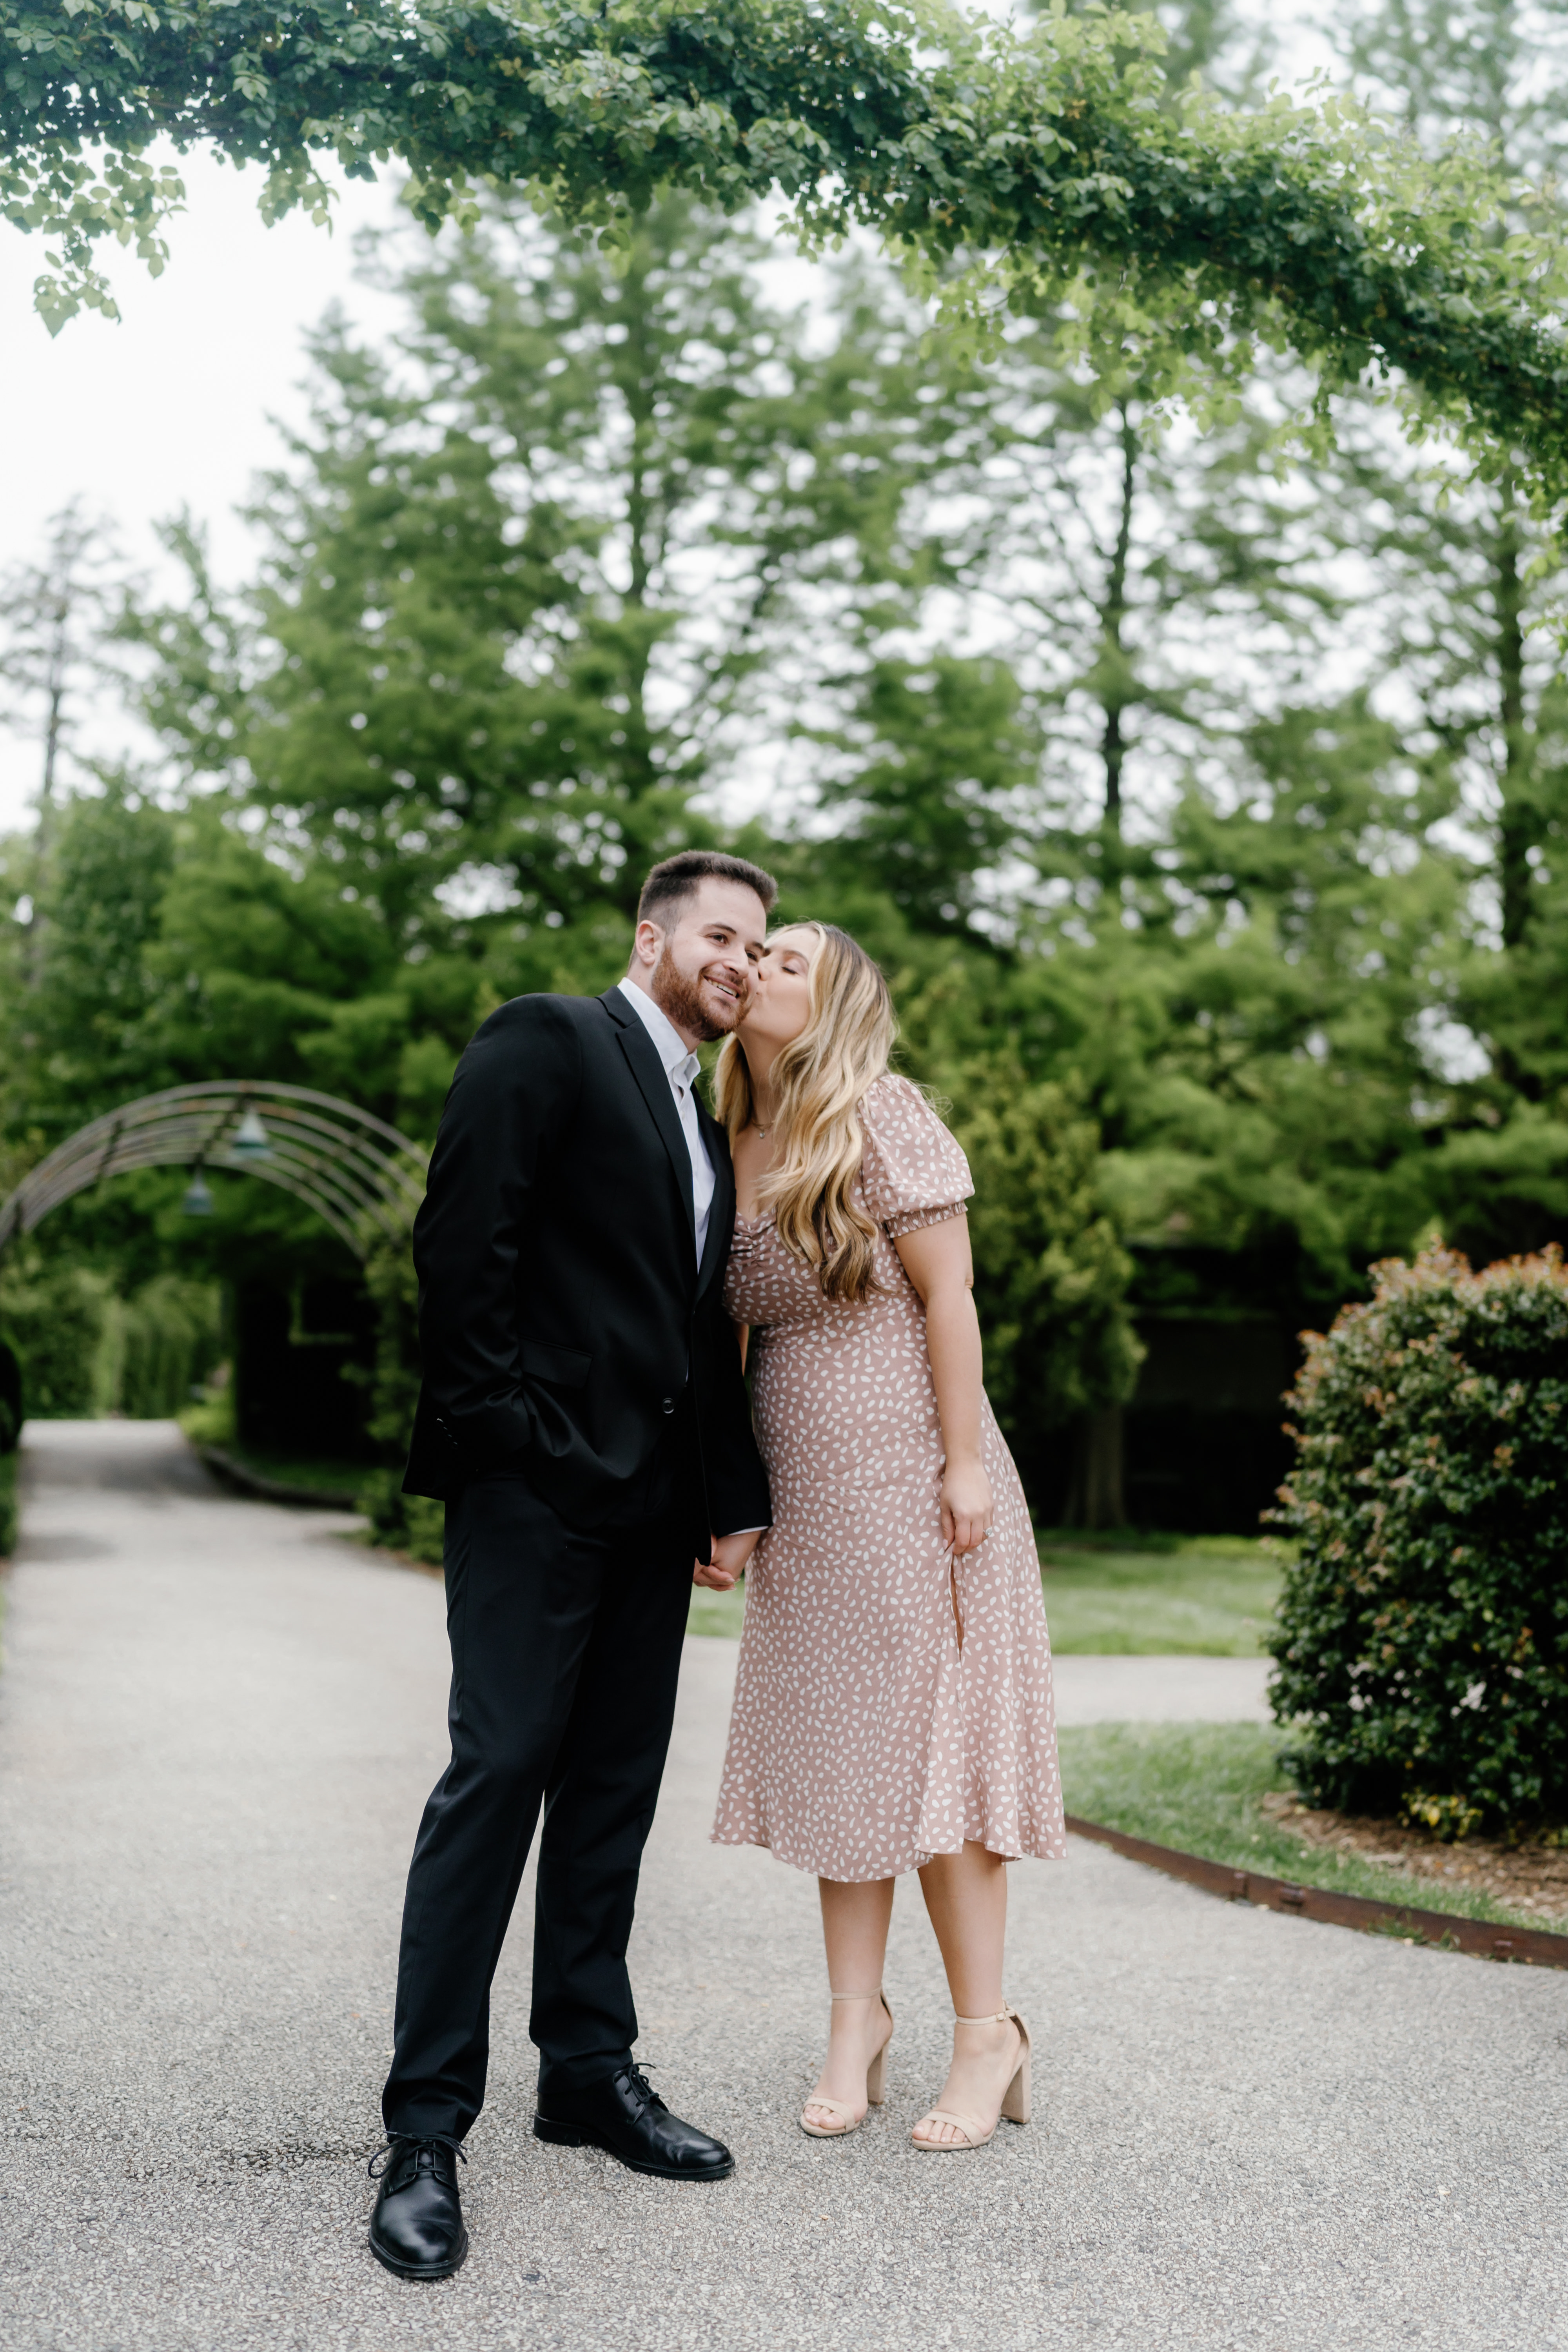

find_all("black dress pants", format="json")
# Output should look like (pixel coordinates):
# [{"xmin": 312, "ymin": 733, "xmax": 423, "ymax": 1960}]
[{"xmin": 381, "ymin": 1433, "xmax": 701, "ymax": 2142}]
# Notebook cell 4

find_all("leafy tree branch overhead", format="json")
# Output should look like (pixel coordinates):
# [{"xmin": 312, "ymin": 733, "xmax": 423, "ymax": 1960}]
[{"xmin": 2, "ymin": 0, "xmax": 1566, "ymax": 493}]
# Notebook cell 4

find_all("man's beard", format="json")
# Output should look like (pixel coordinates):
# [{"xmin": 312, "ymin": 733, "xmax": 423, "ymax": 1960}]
[{"xmin": 650, "ymin": 944, "xmax": 742, "ymax": 1042}]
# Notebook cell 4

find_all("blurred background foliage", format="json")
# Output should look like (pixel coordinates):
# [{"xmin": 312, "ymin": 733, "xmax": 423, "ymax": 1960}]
[{"xmin": 0, "ymin": 0, "xmax": 1564, "ymax": 1546}]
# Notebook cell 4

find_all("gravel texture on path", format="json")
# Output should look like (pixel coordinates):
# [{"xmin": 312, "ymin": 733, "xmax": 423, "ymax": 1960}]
[{"xmin": 2, "ymin": 1419, "xmax": 1563, "ymax": 2352}]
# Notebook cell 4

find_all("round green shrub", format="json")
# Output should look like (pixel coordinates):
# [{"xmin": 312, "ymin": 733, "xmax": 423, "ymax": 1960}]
[{"xmin": 1270, "ymin": 1243, "xmax": 1568, "ymax": 1833}]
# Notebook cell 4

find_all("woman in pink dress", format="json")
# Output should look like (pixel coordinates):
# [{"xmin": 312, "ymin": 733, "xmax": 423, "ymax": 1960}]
[{"xmin": 702, "ymin": 922, "xmax": 1065, "ymax": 2151}]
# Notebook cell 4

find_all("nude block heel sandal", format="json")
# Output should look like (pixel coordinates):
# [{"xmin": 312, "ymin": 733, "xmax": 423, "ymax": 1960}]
[
  {"xmin": 911, "ymin": 2005, "xmax": 1031, "ymax": 2151},
  {"xmin": 799, "ymin": 1991, "xmax": 895, "ymax": 2139}
]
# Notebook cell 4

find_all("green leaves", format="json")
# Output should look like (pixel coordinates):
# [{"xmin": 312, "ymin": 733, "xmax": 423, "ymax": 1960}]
[
  {"xmin": 2, "ymin": 0, "xmax": 1566, "ymax": 493},
  {"xmin": 948, "ymin": 1070, "xmax": 1143, "ymax": 1494},
  {"xmin": 138, "ymin": 194, "xmax": 893, "ymax": 966},
  {"xmin": 1271, "ymin": 1242, "xmax": 1568, "ymax": 1830},
  {"xmin": 809, "ymin": 655, "xmax": 1039, "ymax": 934}
]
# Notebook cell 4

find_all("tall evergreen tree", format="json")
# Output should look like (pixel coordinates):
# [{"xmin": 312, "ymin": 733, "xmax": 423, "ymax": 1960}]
[{"xmin": 1321, "ymin": 0, "xmax": 1568, "ymax": 1255}]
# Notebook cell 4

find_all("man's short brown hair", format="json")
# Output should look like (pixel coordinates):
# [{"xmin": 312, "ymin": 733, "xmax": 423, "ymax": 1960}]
[{"xmin": 635, "ymin": 850, "xmax": 778, "ymax": 933}]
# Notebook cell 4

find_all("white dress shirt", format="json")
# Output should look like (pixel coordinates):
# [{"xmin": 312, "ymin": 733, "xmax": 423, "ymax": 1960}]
[
  {"xmin": 617, "ymin": 976, "xmax": 715, "ymax": 1267},
  {"xmin": 617, "ymin": 978, "xmax": 766, "ymax": 1544}
]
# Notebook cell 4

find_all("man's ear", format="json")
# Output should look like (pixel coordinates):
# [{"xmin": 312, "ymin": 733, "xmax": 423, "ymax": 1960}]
[{"xmin": 630, "ymin": 918, "xmax": 664, "ymax": 972}]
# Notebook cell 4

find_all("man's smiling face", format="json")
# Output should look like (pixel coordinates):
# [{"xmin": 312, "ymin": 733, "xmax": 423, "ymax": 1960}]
[{"xmin": 638, "ymin": 877, "xmax": 769, "ymax": 1046}]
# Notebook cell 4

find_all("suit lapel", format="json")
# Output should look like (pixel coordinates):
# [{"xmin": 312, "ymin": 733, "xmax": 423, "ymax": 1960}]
[
  {"xmin": 695, "ymin": 1102, "xmax": 733, "ymax": 1301},
  {"xmin": 601, "ymin": 989, "xmax": 699, "ymax": 1259}
]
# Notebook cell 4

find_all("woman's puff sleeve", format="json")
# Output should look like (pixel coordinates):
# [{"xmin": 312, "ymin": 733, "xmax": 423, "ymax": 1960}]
[{"xmin": 857, "ymin": 1074, "xmax": 974, "ymax": 1239}]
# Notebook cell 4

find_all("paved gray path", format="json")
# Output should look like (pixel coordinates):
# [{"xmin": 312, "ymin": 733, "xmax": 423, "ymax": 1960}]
[
  {"xmin": 1051, "ymin": 1651, "xmax": 1271, "ymax": 1724},
  {"xmin": 2, "ymin": 1421, "xmax": 1564, "ymax": 2352}
]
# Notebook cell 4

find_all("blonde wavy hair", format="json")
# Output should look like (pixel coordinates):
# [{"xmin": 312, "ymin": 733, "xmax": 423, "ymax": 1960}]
[{"xmin": 713, "ymin": 922, "xmax": 895, "ymax": 1303}]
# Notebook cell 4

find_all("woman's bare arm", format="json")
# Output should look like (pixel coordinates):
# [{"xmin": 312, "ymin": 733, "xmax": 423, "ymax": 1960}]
[
  {"xmin": 732, "ymin": 1318, "xmax": 750, "ymax": 1373},
  {"xmin": 894, "ymin": 1214, "xmax": 992, "ymax": 1556}
]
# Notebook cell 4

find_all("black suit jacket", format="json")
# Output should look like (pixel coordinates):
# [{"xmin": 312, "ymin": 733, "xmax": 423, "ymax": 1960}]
[{"xmin": 402, "ymin": 985, "xmax": 770, "ymax": 1542}]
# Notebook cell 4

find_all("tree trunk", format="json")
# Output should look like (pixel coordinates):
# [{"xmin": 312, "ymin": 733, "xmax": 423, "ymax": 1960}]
[
  {"xmin": 1494, "ymin": 486, "xmax": 1533, "ymax": 953},
  {"xmin": 620, "ymin": 253, "xmax": 661, "ymax": 811},
  {"xmin": 1097, "ymin": 406, "xmax": 1138, "ymax": 834},
  {"xmin": 24, "ymin": 626, "xmax": 69, "ymax": 994},
  {"xmin": 1063, "ymin": 1405, "xmax": 1127, "ymax": 1530}
]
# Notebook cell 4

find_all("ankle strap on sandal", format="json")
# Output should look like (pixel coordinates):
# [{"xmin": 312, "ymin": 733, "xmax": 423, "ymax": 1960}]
[
  {"xmin": 953, "ymin": 2005, "xmax": 1014, "ymax": 2025},
  {"xmin": 830, "ymin": 1988, "xmax": 885, "ymax": 2002}
]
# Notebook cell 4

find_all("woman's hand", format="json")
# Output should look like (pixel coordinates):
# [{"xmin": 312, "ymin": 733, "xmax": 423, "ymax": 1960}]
[
  {"xmin": 940, "ymin": 1454, "xmax": 993, "ymax": 1558},
  {"xmin": 896, "ymin": 1217, "xmax": 991, "ymax": 1560},
  {"xmin": 693, "ymin": 1527, "xmax": 762, "ymax": 1591}
]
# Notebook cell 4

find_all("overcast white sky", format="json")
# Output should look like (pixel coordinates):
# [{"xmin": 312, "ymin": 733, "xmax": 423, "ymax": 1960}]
[
  {"xmin": 0, "ymin": 3, "xmax": 1337, "ymax": 835},
  {"xmin": 0, "ymin": 152, "xmax": 410, "ymax": 826}
]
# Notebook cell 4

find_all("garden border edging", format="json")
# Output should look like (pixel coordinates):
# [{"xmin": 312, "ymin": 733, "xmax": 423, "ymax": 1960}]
[
  {"xmin": 1064, "ymin": 1813, "xmax": 1568, "ymax": 1969},
  {"xmin": 196, "ymin": 1442, "xmax": 359, "ymax": 1512}
]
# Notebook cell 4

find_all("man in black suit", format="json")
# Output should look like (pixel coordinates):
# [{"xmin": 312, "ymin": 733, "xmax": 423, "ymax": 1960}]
[{"xmin": 369, "ymin": 852, "xmax": 775, "ymax": 2281}]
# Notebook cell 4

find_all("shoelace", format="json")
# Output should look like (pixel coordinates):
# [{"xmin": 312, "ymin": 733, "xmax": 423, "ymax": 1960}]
[
  {"xmin": 367, "ymin": 2134, "xmax": 467, "ymax": 2184},
  {"xmin": 617, "ymin": 2062, "xmax": 665, "ymax": 2113}
]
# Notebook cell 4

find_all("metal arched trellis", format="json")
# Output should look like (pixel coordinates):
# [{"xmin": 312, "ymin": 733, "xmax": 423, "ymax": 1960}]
[{"xmin": 0, "ymin": 1083, "xmax": 428, "ymax": 1261}]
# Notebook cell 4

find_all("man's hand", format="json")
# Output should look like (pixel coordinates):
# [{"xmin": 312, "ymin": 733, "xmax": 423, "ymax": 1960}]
[{"xmin": 693, "ymin": 1528, "xmax": 762, "ymax": 1591}]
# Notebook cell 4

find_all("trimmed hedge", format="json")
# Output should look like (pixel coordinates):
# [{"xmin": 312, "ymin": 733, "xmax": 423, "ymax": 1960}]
[
  {"xmin": 1270, "ymin": 1244, "xmax": 1568, "ymax": 1835},
  {"xmin": 0, "ymin": 1266, "xmax": 109, "ymax": 1418},
  {"xmin": 114, "ymin": 1277, "xmax": 224, "ymax": 1418},
  {"xmin": 0, "ymin": 1266, "xmax": 223, "ymax": 1421}
]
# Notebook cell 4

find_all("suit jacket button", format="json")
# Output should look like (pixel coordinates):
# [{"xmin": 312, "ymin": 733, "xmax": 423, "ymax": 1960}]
[{"xmin": 661, "ymin": 1397, "xmax": 675, "ymax": 1414}]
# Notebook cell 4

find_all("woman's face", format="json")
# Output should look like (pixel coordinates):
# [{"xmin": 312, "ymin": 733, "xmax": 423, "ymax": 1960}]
[{"xmin": 737, "ymin": 927, "xmax": 817, "ymax": 1056}]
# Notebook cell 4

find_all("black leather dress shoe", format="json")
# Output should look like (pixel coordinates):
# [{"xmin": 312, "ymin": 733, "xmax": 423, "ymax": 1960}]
[
  {"xmin": 534, "ymin": 2064, "xmax": 735, "ymax": 2180},
  {"xmin": 367, "ymin": 2136, "xmax": 469, "ymax": 2279}
]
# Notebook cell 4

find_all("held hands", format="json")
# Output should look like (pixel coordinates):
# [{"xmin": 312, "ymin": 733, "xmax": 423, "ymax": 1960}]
[
  {"xmin": 941, "ymin": 1455, "xmax": 993, "ymax": 1558},
  {"xmin": 693, "ymin": 1527, "xmax": 762, "ymax": 1592}
]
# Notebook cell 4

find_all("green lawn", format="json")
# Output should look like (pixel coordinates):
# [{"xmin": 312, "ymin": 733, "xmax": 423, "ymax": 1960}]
[
  {"xmin": 688, "ymin": 1582, "xmax": 748, "ymax": 1638},
  {"xmin": 1059, "ymin": 1720, "xmax": 1555, "ymax": 1934},
  {"xmin": 214, "ymin": 1444, "xmax": 368, "ymax": 1497},
  {"xmin": 688, "ymin": 1531, "xmax": 1283, "ymax": 1653},
  {"xmin": 685, "ymin": 1554, "xmax": 1562, "ymax": 1938},
  {"xmin": 1039, "ymin": 1532, "xmax": 1281, "ymax": 1655}
]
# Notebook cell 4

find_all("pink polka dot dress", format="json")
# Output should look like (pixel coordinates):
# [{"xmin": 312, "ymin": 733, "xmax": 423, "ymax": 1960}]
[{"xmin": 711, "ymin": 1074, "xmax": 1067, "ymax": 1883}]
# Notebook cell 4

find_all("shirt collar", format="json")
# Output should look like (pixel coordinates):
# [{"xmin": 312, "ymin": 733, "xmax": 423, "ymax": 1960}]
[{"xmin": 616, "ymin": 975, "xmax": 701, "ymax": 1085}]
